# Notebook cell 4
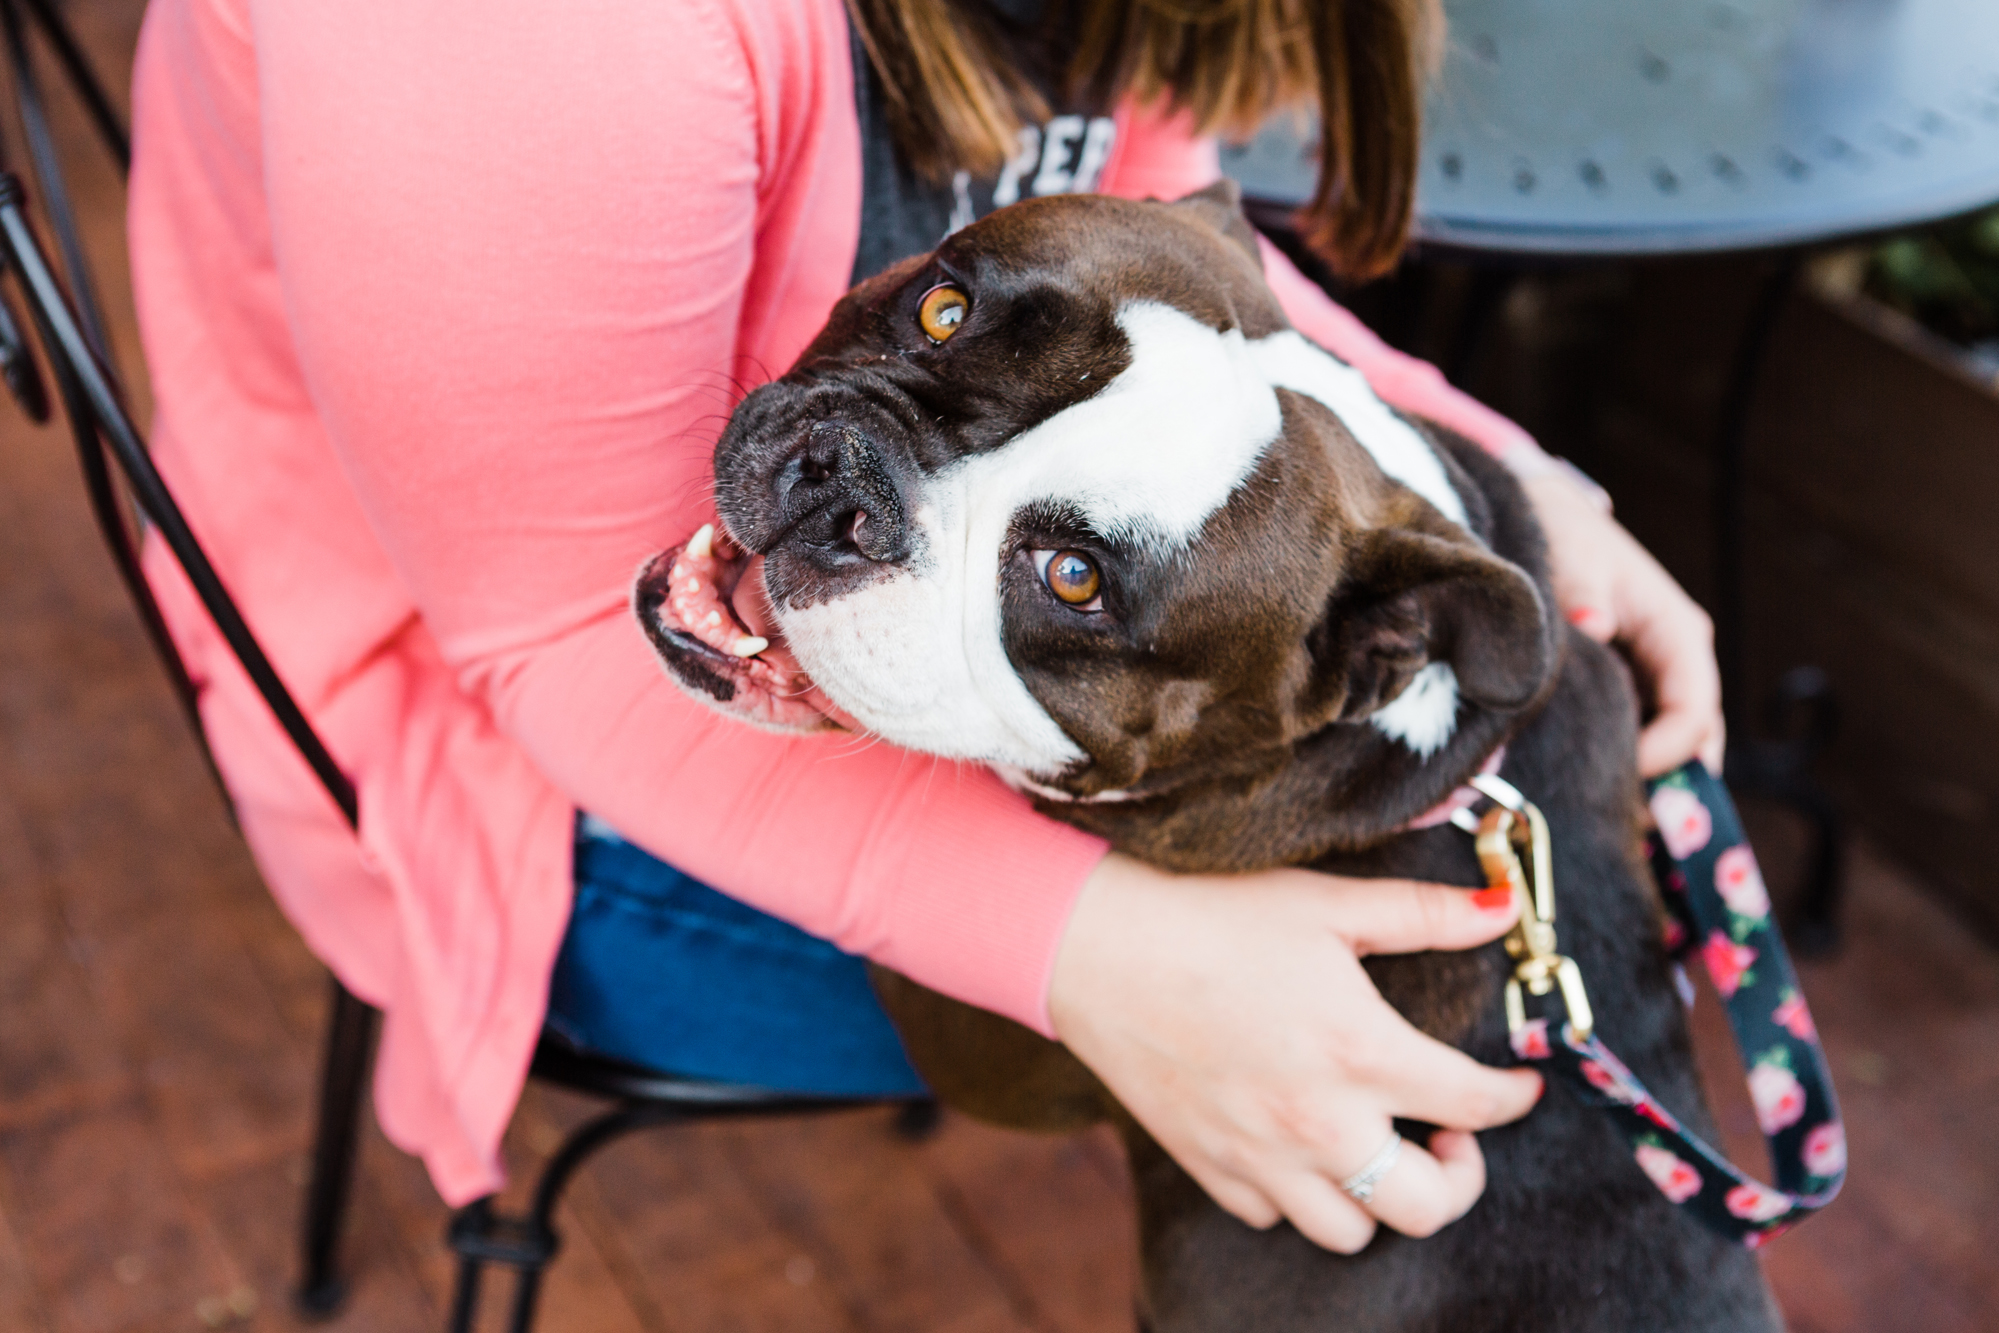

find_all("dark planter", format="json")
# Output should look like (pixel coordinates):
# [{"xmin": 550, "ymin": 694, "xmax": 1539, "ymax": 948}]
[{"xmin": 1737, "ymin": 263, "xmax": 1999, "ymax": 939}]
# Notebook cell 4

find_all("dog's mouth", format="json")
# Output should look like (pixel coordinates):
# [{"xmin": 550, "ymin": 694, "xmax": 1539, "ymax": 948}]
[{"xmin": 634, "ymin": 525, "xmax": 855, "ymax": 734}]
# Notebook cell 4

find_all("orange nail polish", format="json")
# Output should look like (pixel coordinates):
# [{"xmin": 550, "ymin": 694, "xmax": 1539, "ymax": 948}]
[{"xmin": 1472, "ymin": 886, "xmax": 1514, "ymax": 911}]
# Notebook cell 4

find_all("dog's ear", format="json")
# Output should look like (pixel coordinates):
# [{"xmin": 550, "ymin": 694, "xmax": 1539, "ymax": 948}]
[
  {"xmin": 1305, "ymin": 505, "xmax": 1555, "ymax": 735},
  {"xmin": 1170, "ymin": 179, "xmax": 1263, "ymax": 269}
]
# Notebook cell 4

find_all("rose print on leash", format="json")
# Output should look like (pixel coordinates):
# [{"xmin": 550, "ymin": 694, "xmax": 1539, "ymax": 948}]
[{"xmin": 1490, "ymin": 763, "xmax": 1846, "ymax": 1247}]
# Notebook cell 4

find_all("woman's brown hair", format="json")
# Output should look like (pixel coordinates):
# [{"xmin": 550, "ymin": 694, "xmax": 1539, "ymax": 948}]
[{"xmin": 844, "ymin": 0, "xmax": 1442, "ymax": 280}]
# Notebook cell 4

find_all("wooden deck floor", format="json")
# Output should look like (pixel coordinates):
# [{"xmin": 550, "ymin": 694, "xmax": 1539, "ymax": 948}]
[{"xmin": 0, "ymin": 5, "xmax": 1995, "ymax": 1330}]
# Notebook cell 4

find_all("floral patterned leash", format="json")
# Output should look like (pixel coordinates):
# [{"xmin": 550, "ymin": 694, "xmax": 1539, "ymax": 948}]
[{"xmin": 1450, "ymin": 762, "xmax": 1845, "ymax": 1248}]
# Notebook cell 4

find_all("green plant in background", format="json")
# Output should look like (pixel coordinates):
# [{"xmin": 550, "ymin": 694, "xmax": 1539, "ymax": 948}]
[{"xmin": 1863, "ymin": 207, "xmax": 1999, "ymax": 348}]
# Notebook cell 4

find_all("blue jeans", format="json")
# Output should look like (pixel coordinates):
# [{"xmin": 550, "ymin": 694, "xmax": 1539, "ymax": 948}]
[{"xmin": 545, "ymin": 815, "xmax": 927, "ymax": 1097}]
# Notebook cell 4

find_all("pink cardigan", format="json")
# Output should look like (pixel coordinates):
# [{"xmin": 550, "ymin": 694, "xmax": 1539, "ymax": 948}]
[{"xmin": 128, "ymin": 0, "xmax": 1542, "ymax": 1203}]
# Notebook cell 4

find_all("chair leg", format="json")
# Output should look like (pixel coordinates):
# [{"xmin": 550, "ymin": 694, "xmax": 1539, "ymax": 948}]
[
  {"xmin": 507, "ymin": 1263, "xmax": 550, "ymax": 1333},
  {"xmin": 296, "ymin": 977, "xmax": 381, "ymax": 1318},
  {"xmin": 445, "ymin": 1101, "xmax": 684, "ymax": 1333},
  {"xmin": 446, "ymin": 1199, "xmax": 493, "ymax": 1333},
  {"xmin": 447, "ymin": 1259, "xmax": 484, "ymax": 1333},
  {"xmin": 1788, "ymin": 776, "xmax": 1848, "ymax": 956},
  {"xmin": 446, "ymin": 1195, "xmax": 555, "ymax": 1333}
]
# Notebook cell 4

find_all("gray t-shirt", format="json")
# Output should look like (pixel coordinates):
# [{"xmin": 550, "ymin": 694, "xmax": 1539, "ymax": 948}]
[{"xmin": 848, "ymin": 0, "xmax": 1118, "ymax": 283}]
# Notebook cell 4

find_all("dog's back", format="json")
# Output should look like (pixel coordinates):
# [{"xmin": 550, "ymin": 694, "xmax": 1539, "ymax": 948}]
[
  {"xmin": 878, "ymin": 442, "xmax": 1782, "ymax": 1332},
  {"xmin": 1129, "ymin": 596, "xmax": 1781, "ymax": 1331}
]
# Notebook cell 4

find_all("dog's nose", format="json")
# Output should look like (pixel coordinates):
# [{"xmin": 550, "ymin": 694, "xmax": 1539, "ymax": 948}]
[{"xmin": 774, "ymin": 421, "xmax": 910, "ymax": 568}]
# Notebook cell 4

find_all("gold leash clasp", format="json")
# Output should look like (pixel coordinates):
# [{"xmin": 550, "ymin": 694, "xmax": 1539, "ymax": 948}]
[{"xmin": 1467, "ymin": 775, "xmax": 1595, "ymax": 1043}]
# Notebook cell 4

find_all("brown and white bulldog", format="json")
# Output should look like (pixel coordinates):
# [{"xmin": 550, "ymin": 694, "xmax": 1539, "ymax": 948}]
[{"xmin": 635, "ymin": 183, "xmax": 1781, "ymax": 1332}]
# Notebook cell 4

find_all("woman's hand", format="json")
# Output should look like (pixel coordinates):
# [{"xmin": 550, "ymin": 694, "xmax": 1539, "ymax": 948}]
[
  {"xmin": 1049, "ymin": 853, "xmax": 1543, "ymax": 1254},
  {"xmin": 1520, "ymin": 471, "xmax": 1725, "ymax": 777}
]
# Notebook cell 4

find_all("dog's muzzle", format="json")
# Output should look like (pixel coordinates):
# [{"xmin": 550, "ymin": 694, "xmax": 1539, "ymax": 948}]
[{"xmin": 733, "ymin": 419, "xmax": 913, "ymax": 574}]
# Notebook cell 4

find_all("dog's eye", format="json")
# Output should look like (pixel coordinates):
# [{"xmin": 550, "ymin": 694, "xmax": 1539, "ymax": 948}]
[
  {"xmin": 918, "ymin": 285, "xmax": 969, "ymax": 343},
  {"xmin": 1043, "ymin": 550, "xmax": 1102, "ymax": 608}
]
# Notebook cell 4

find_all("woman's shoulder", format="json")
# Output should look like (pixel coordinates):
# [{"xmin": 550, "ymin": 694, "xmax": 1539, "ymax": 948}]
[{"xmin": 669, "ymin": 0, "xmax": 852, "ymax": 96}]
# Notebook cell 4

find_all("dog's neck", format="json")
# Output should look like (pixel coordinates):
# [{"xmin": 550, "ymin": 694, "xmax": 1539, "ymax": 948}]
[{"xmin": 1012, "ymin": 434, "xmax": 1562, "ymax": 875}]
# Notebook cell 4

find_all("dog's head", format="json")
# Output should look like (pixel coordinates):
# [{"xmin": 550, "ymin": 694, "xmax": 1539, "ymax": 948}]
[{"xmin": 638, "ymin": 184, "xmax": 1561, "ymax": 867}]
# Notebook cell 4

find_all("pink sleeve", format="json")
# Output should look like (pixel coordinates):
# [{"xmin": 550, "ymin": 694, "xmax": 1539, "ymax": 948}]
[
  {"xmin": 249, "ymin": 0, "xmax": 1104, "ymax": 1033},
  {"xmin": 1101, "ymin": 103, "xmax": 1547, "ymax": 466}
]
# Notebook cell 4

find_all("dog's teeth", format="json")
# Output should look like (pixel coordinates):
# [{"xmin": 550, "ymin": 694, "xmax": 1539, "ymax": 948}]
[
  {"xmin": 686, "ymin": 524, "xmax": 714, "ymax": 560},
  {"xmin": 731, "ymin": 636, "xmax": 769, "ymax": 658}
]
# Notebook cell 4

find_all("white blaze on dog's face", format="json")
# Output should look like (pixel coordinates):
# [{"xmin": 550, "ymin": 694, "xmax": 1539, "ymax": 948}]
[
  {"xmin": 777, "ymin": 299, "xmax": 1282, "ymax": 771},
  {"xmin": 636, "ymin": 186, "xmax": 1552, "ymax": 807}
]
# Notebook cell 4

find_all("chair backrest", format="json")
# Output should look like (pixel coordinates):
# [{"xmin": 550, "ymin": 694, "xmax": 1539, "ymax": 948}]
[{"xmin": 0, "ymin": 0, "xmax": 359, "ymax": 829}]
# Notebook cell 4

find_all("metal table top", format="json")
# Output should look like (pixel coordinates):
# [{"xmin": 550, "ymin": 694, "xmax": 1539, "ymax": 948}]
[{"xmin": 1222, "ymin": 0, "xmax": 1999, "ymax": 255}]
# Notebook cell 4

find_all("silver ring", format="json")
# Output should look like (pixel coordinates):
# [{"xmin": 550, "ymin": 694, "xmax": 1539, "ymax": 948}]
[{"xmin": 1338, "ymin": 1131, "xmax": 1403, "ymax": 1205}]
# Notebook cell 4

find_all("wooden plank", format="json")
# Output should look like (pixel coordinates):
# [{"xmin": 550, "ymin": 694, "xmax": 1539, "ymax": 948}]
[
  {"xmin": 0, "ymin": 1101, "xmax": 230, "ymax": 1333},
  {"xmin": 1786, "ymin": 849, "xmax": 1999, "ymax": 1327},
  {"xmin": 720, "ymin": 1109, "xmax": 1036, "ymax": 1333},
  {"xmin": 910, "ymin": 1121, "xmax": 1137, "ymax": 1333},
  {"xmin": 85, "ymin": 911, "xmax": 314, "ymax": 1184},
  {"xmin": 0, "ymin": 904, "xmax": 132, "ymax": 1136},
  {"xmin": 346, "ymin": 1116, "xmax": 461, "ymax": 1324},
  {"xmin": 222, "ymin": 895, "xmax": 348, "ymax": 1046},
  {"xmin": 0, "ymin": 1190, "xmax": 53, "ymax": 1333},
  {"xmin": 560, "ymin": 1107, "xmax": 858, "ymax": 1333},
  {"xmin": 1760, "ymin": 1187, "xmax": 1989, "ymax": 1333},
  {"xmin": 1565, "ymin": 269, "xmax": 1999, "ymax": 936},
  {"xmin": 1599, "ymin": 254, "xmax": 1777, "ymax": 446},
  {"xmin": 1587, "ymin": 396, "xmax": 1719, "ymax": 603},
  {"xmin": 187, "ymin": 1153, "xmax": 434, "ymax": 1333},
  {"xmin": 0, "ymin": 785, "xmax": 134, "ymax": 1137}
]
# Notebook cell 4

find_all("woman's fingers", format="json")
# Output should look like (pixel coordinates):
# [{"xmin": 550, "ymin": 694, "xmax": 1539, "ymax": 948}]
[
  {"xmin": 1637, "ymin": 691, "xmax": 1725, "ymax": 778},
  {"xmin": 1619, "ymin": 559, "xmax": 1723, "ymax": 778},
  {"xmin": 1564, "ymin": 601, "xmax": 1618, "ymax": 642},
  {"xmin": 1523, "ymin": 469, "xmax": 1726, "ymax": 777},
  {"xmin": 1700, "ymin": 721, "xmax": 1727, "ymax": 775},
  {"xmin": 1366, "ymin": 1012, "xmax": 1545, "ymax": 1130},
  {"xmin": 1347, "ymin": 1128, "xmax": 1488, "ymax": 1239},
  {"xmin": 1214, "ymin": 1124, "xmax": 1496, "ymax": 1252},
  {"xmin": 1303, "ymin": 877, "xmax": 1546, "ymax": 1126},
  {"xmin": 1267, "ymin": 1172, "xmax": 1379, "ymax": 1255},
  {"xmin": 1177, "ymin": 1156, "xmax": 1283, "ymax": 1232},
  {"xmin": 1253, "ymin": 1127, "xmax": 1493, "ymax": 1252},
  {"xmin": 1315, "ymin": 873, "xmax": 1523, "ymax": 957},
  {"xmin": 1051, "ymin": 856, "xmax": 1549, "ymax": 1256}
]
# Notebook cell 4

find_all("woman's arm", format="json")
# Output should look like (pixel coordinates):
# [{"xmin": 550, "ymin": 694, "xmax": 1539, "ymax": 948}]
[{"xmin": 231, "ymin": 0, "xmax": 1109, "ymax": 1031}]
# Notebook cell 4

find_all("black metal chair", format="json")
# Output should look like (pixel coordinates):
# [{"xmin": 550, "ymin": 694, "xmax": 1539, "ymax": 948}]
[{"xmin": 0, "ymin": 9, "xmax": 931, "ymax": 1331}]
